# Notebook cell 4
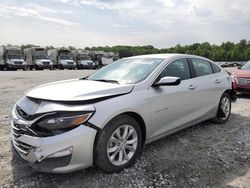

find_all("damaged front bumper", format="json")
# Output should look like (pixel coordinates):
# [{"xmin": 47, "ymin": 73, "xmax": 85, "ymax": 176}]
[{"xmin": 11, "ymin": 107, "xmax": 97, "ymax": 173}]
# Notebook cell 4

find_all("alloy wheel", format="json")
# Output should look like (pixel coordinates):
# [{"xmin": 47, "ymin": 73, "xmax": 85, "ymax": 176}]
[
  {"xmin": 220, "ymin": 96, "xmax": 230, "ymax": 120},
  {"xmin": 107, "ymin": 125, "xmax": 138, "ymax": 166}
]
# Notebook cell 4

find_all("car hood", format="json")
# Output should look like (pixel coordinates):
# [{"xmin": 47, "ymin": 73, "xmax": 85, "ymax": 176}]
[
  {"xmin": 26, "ymin": 79, "xmax": 134, "ymax": 102},
  {"xmin": 232, "ymin": 70, "xmax": 250, "ymax": 78}
]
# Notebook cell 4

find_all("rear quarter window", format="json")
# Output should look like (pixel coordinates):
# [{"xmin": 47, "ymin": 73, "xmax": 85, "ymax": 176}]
[
  {"xmin": 191, "ymin": 59, "xmax": 213, "ymax": 77},
  {"xmin": 211, "ymin": 63, "xmax": 222, "ymax": 73}
]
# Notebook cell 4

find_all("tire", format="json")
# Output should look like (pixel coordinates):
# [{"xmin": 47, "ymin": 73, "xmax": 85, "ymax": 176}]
[
  {"xmin": 94, "ymin": 115, "xmax": 142, "ymax": 173},
  {"xmin": 59, "ymin": 64, "xmax": 64, "ymax": 70},
  {"xmin": 34, "ymin": 65, "xmax": 39, "ymax": 70},
  {"xmin": 28, "ymin": 65, "xmax": 33, "ymax": 70},
  {"xmin": 211, "ymin": 93, "xmax": 231, "ymax": 124}
]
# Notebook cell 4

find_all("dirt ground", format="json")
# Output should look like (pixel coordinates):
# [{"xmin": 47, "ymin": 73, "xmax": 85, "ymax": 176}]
[{"xmin": 0, "ymin": 70, "xmax": 249, "ymax": 188}]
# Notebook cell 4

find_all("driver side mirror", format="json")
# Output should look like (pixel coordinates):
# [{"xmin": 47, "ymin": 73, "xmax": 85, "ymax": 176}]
[{"xmin": 153, "ymin": 76, "xmax": 181, "ymax": 87}]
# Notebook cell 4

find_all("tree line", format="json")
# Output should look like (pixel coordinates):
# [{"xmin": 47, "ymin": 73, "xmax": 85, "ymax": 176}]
[{"xmin": 18, "ymin": 39, "xmax": 250, "ymax": 61}]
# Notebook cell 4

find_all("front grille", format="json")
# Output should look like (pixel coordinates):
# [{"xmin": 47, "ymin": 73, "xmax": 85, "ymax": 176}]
[
  {"xmin": 87, "ymin": 62, "xmax": 93, "ymax": 65},
  {"xmin": 12, "ymin": 123, "xmax": 34, "ymax": 155},
  {"xmin": 237, "ymin": 78, "xmax": 250, "ymax": 85},
  {"xmin": 14, "ymin": 61, "xmax": 23, "ymax": 65},
  {"xmin": 42, "ymin": 61, "xmax": 49, "ymax": 66},
  {"xmin": 67, "ymin": 62, "xmax": 73, "ymax": 65}
]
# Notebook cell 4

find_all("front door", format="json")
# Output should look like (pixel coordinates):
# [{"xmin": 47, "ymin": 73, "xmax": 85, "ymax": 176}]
[{"xmin": 148, "ymin": 58, "xmax": 197, "ymax": 140}]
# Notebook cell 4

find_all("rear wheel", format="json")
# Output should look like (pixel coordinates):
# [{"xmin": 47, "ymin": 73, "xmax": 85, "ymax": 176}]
[
  {"xmin": 95, "ymin": 115, "xmax": 142, "ymax": 173},
  {"xmin": 212, "ymin": 93, "xmax": 231, "ymax": 124}
]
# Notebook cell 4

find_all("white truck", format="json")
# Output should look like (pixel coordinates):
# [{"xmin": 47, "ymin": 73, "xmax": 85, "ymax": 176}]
[
  {"xmin": 72, "ymin": 49, "xmax": 95, "ymax": 69},
  {"xmin": 48, "ymin": 48, "xmax": 76, "ymax": 70},
  {"xmin": 90, "ymin": 51, "xmax": 119, "ymax": 68},
  {"xmin": 23, "ymin": 47, "xmax": 53, "ymax": 70},
  {"xmin": 0, "ymin": 45, "xmax": 27, "ymax": 70}
]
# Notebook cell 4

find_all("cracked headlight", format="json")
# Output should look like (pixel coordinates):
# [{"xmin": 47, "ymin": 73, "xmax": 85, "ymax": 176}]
[{"xmin": 37, "ymin": 113, "xmax": 93, "ymax": 130}]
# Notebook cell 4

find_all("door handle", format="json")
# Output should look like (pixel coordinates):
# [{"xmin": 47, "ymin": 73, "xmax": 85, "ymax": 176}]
[
  {"xmin": 188, "ymin": 85, "xmax": 197, "ymax": 90},
  {"xmin": 215, "ymin": 79, "xmax": 221, "ymax": 84}
]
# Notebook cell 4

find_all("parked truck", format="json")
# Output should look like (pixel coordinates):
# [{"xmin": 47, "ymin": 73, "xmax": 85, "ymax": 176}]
[
  {"xmin": 23, "ymin": 47, "xmax": 53, "ymax": 70},
  {"xmin": 48, "ymin": 47, "xmax": 76, "ymax": 70},
  {"xmin": 72, "ymin": 49, "xmax": 95, "ymax": 69},
  {"xmin": 0, "ymin": 45, "xmax": 27, "ymax": 70},
  {"xmin": 89, "ymin": 51, "xmax": 119, "ymax": 68}
]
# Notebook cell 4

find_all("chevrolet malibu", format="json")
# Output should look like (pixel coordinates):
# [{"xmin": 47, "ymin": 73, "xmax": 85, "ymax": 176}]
[{"xmin": 11, "ymin": 54, "xmax": 235, "ymax": 173}]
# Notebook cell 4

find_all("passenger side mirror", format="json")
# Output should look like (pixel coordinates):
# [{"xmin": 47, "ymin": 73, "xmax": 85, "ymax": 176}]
[{"xmin": 153, "ymin": 76, "xmax": 181, "ymax": 87}]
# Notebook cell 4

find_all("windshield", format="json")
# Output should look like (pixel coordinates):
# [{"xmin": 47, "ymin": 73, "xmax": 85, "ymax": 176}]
[
  {"xmin": 7, "ymin": 54, "xmax": 23, "ymax": 59},
  {"xmin": 60, "ymin": 55, "xmax": 73, "ymax": 60},
  {"xmin": 88, "ymin": 58, "xmax": 163, "ymax": 84},
  {"xmin": 241, "ymin": 62, "xmax": 250, "ymax": 70},
  {"xmin": 35, "ymin": 55, "xmax": 48, "ymax": 60},
  {"xmin": 78, "ymin": 55, "xmax": 91, "ymax": 60}
]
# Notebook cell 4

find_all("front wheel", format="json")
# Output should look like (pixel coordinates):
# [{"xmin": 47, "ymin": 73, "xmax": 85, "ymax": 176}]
[
  {"xmin": 59, "ymin": 64, "xmax": 64, "ymax": 70},
  {"xmin": 212, "ymin": 93, "xmax": 231, "ymax": 124},
  {"xmin": 94, "ymin": 115, "xmax": 142, "ymax": 173}
]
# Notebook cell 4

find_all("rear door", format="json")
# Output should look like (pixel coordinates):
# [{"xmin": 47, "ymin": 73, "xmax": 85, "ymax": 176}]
[{"xmin": 188, "ymin": 58, "xmax": 222, "ymax": 118}]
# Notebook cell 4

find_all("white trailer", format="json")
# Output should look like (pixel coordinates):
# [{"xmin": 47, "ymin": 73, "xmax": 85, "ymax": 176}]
[
  {"xmin": 90, "ymin": 51, "xmax": 119, "ymax": 68},
  {"xmin": 0, "ymin": 45, "xmax": 27, "ymax": 70},
  {"xmin": 72, "ymin": 49, "xmax": 95, "ymax": 69},
  {"xmin": 23, "ymin": 47, "xmax": 53, "ymax": 70},
  {"xmin": 48, "ymin": 47, "xmax": 76, "ymax": 70}
]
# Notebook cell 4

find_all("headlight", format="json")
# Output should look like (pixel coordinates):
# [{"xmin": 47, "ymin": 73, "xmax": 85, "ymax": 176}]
[
  {"xmin": 7, "ymin": 60, "xmax": 14, "ymax": 65},
  {"xmin": 37, "ymin": 113, "xmax": 92, "ymax": 130}
]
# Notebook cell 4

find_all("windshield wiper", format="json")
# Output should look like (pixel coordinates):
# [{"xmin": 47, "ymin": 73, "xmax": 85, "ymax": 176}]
[
  {"xmin": 93, "ymin": 79, "xmax": 119, "ymax": 84},
  {"xmin": 79, "ymin": 76, "xmax": 89, "ymax": 80}
]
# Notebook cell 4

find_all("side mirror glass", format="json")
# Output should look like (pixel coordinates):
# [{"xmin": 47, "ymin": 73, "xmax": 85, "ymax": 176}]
[{"xmin": 153, "ymin": 76, "xmax": 181, "ymax": 87}]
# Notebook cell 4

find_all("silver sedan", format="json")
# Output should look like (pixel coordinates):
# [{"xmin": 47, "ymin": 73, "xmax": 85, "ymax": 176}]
[{"xmin": 11, "ymin": 54, "xmax": 235, "ymax": 173}]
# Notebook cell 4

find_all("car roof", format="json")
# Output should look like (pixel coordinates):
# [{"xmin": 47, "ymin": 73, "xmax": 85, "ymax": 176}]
[{"xmin": 126, "ymin": 53, "xmax": 212, "ymax": 62}]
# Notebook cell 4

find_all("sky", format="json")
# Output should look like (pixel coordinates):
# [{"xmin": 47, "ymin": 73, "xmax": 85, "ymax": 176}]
[{"xmin": 0, "ymin": 0, "xmax": 249, "ymax": 48}]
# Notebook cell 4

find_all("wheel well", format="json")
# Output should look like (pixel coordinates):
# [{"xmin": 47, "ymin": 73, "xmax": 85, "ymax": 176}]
[
  {"xmin": 122, "ymin": 112, "xmax": 146, "ymax": 146},
  {"xmin": 93, "ymin": 111, "xmax": 147, "ymax": 163},
  {"xmin": 224, "ymin": 89, "xmax": 237, "ymax": 102}
]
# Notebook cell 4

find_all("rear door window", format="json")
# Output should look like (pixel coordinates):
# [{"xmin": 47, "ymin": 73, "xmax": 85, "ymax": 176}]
[{"xmin": 191, "ymin": 59, "xmax": 213, "ymax": 77}]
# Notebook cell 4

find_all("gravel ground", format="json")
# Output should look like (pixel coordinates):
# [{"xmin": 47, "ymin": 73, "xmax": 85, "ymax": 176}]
[{"xmin": 0, "ymin": 70, "xmax": 250, "ymax": 188}]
